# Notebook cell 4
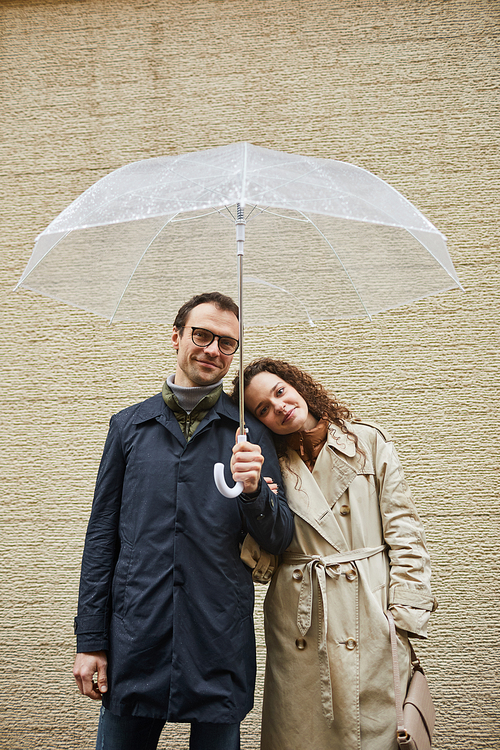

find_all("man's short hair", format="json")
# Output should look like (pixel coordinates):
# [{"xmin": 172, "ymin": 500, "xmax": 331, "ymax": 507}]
[{"xmin": 173, "ymin": 292, "xmax": 239, "ymax": 329}]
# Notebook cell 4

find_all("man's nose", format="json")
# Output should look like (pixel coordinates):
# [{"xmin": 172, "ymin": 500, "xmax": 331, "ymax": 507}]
[{"xmin": 203, "ymin": 339, "xmax": 220, "ymax": 356}]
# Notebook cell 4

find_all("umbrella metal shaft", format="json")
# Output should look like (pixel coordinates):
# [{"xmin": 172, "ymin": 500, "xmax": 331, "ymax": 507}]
[{"xmin": 236, "ymin": 204, "xmax": 245, "ymax": 437}]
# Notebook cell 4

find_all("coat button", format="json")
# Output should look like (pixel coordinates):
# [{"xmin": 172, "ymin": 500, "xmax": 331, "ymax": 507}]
[
  {"xmin": 339, "ymin": 505, "xmax": 350, "ymax": 516},
  {"xmin": 295, "ymin": 638, "xmax": 307, "ymax": 650},
  {"xmin": 346, "ymin": 637, "xmax": 356, "ymax": 650},
  {"xmin": 345, "ymin": 568, "xmax": 357, "ymax": 581},
  {"xmin": 292, "ymin": 569, "xmax": 303, "ymax": 581}
]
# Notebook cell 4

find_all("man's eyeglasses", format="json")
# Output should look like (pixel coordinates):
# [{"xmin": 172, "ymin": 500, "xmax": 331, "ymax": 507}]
[{"xmin": 184, "ymin": 327, "xmax": 239, "ymax": 356}]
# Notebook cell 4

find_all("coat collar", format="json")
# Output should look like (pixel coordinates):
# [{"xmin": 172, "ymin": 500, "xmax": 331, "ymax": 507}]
[
  {"xmin": 213, "ymin": 391, "xmax": 240, "ymax": 423},
  {"xmin": 327, "ymin": 423, "xmax": 357, "ymax": 457},
  {"xmin": 131, "ymin": 392, "xmax": 168, "ymax": 424},
  {"xmin": 131, "ymin": 390, "xmax": 239, "ymax": 425},
  {"xmin": 327, "ymin": 422, "xmax": 375, "ymax": 475},
  {"xmin": 130, "ymin": 390, "xmax": 240, "ymax": 447}
]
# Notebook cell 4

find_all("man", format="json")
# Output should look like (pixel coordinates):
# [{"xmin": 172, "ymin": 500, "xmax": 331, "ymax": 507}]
[{"xmin": 73, "ymin": 292, "xmax": 294, "ymax": 750}]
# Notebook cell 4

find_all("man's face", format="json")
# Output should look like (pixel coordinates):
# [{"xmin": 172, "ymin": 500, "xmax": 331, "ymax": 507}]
[{"xmin": 172, "ymin": 302, "xmax": 239, "ymax": 388}]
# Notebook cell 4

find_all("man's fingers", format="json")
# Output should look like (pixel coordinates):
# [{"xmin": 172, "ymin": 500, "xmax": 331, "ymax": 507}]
[
  {"xmin": 97, "ymin": 660, "xmax": 108, "ymax": 694},
  {"xmin": 232, "ymin": 441, "xmax": 264, "ymax": 463},
  {"xmin": 73, "ymin": 671, "xmax": 83, "ymax": 695},
  {"xmin": 230, "ymin": 443, "xmax": 263, "ymax": 493},
  {"xmin": 231, "ymin": 455, "xmax": 264, "ymax": 477},
  {"xmin": 73, "ymin": 651, "xmax": 108, "ymax": 701},
  {"xmin": 81, "ymin": 667, "xmax": 100, "ymax": 699},
  {"xmin": 232, "ymin": 439, "xmax": 260, "ymax": 454}
]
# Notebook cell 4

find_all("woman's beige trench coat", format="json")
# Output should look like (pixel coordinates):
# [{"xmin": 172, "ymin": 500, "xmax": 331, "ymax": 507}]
[{"xmin": 260, "ymin": 420, "xmax": 436, "ymax": 750}]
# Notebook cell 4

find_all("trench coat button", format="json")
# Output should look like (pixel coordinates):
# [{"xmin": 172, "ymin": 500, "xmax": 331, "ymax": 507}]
[
  {"xmin": 345, "ymin": 568, "xmax": 357, "ymax": 581},
  {"xmin": 346, "ymin": 637, "xmax": 356, "ymax": 650},
  {"xmin": 292, "ymin": 569, "xmax": 303, "ymax": 582},
  {"xmin": 295, "ymin": 638, "xmax": 307, "ymax": 650},
  {"xmin": 339, "ymin": 505, "xmax": 350, "ymax": 516}
]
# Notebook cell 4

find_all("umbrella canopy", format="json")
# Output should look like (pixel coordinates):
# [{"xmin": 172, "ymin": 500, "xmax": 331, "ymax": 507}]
[
  {"xmin": 16, "ymin": 142, "xmax": 463, "ymax": 496},
  {"xmin": 16, "ymin": 142, "xmax": 462, "ymax": 328}
]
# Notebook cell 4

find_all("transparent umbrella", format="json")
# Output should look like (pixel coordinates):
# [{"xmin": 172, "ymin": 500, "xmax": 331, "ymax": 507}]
[{"xmin": 15, "ymin": 142, "xmax": 463, "ymax": 495}]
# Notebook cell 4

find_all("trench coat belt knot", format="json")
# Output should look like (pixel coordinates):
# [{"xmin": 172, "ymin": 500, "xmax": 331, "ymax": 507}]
[{"xmin": 282, "ymin": 545, "xmax": 387, "ymax": 724}]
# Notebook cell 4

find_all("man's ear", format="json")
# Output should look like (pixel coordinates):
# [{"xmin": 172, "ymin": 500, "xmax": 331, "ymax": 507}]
[{"xmin": 172, "ymin": 327, "xmax": 181, "ymax": 352}]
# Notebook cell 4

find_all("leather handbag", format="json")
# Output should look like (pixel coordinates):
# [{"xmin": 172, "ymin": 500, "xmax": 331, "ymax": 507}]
[{"xmin": 386, "ymin": 610, "xmax": 435, "ymax": 750}]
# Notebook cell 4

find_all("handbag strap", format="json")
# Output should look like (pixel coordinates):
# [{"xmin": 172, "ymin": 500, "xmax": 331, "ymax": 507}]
[{"xmin": 386, "ymin": 610, "xmax": 411, "ymax": 744}]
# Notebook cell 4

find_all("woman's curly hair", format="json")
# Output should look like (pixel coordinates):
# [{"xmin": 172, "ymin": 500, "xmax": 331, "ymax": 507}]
[{"xmin": 231, "ymin": 357, "xmax": 360, "ymax": 469}]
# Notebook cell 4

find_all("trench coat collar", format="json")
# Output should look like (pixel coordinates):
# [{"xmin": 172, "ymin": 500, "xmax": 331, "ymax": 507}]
[
  {"xmin": 327, "ymin": 422, "xmax": 375, "ymax": 475},
  {"xmin": 327, "ymin": 422, "xmax": 356, "ymax": 457}
]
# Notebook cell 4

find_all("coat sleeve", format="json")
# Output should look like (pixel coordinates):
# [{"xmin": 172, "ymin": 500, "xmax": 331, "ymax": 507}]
[
  {"xmin": 73, "ymin": 414, "xmax": 125, "ymax": 652},
  {"xmin": 237, "ymin": 419, "xmax": 294, "ymax": 556},
  {"xmin": 374, "ymin": 430, "xmax": 437, "ymax": 638}
]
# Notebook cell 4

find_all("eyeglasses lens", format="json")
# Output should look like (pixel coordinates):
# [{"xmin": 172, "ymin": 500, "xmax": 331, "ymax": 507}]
[
  {"xmin": 191, "ymin": 328, "xmax": 238, "ymax": 355},
  {"xmin": 218, "ymin": 340, "xmax": 238, "ymax": 355}
]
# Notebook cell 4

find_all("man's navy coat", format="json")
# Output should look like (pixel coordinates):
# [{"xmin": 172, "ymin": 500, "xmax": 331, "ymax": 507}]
[{"xmin": 74, "ymin": 391, "xmax": 294, "ymax": 721}]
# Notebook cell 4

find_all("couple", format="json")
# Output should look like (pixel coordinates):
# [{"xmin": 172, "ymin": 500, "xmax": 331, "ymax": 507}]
[{"xmin": 73, "ymin": 291, "xmax": 435, "ymax": 750}]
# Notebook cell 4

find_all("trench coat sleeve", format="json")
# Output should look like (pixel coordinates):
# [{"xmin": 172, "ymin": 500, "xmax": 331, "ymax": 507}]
[
  {"xmin": 74, "ymin": 414, "xmax": 124, "ymax": 652},
  {"xmin": 374, "ymin": 431, "xmax": 436, "ymax": 638},
  {"xmin": 236, "ymin": 419, "xmax": 294, "ymax": 556}
]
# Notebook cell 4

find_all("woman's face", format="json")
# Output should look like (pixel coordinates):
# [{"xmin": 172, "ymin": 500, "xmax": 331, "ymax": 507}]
[{"xmin": 245, "ymin": 371, "xmax": 318, "ymax": 435}]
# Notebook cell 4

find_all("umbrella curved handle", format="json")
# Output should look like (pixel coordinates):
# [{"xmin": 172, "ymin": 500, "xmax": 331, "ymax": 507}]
[
  {"xmin": 213, "ymin": 463, "xmax": 244, "ymax": 498},
  {"xmin": 213, "ymin": 433, "xmax": 247, "ymax": 498}
]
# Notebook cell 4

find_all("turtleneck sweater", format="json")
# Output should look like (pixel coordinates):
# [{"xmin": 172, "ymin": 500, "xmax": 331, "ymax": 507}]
[
  {"xmin": 166, "ymin": 373, "xmax": 222, "ymax": 414},
  {"xmin": 286, "ymin": 417, "xmax": 329, "ymax": 471}
]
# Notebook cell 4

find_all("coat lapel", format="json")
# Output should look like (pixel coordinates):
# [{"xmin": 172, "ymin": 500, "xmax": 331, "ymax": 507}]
[{"xmin": 283, "ymin": 426, "xmax": 362, "ymax": 553}]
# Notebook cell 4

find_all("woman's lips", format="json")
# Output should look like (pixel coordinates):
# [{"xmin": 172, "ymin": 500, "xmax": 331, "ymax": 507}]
[{"xmin": 282, "ymin": 407, "xmax": 295, "ymax": 425}]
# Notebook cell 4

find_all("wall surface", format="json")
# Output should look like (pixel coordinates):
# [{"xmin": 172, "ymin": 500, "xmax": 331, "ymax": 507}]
[{"xmin": 1, "ymin": 1, "xmax": 499, "ymax": 748}]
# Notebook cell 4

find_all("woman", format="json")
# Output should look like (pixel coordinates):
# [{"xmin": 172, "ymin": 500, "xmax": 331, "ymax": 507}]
[{"xmin": 231, "ymin": 358, "xmax": 436, "ymax": 750}]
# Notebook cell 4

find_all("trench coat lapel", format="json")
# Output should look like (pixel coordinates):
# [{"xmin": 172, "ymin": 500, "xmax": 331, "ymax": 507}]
[{"xmin": 284, "ymin": 426, "xmax": 360, "ymax": 553}]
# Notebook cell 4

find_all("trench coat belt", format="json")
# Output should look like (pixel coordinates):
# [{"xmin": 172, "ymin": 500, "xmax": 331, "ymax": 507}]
[{"xmin": 282, "ymin": 545, "xmax": 387, "ymax": 725}]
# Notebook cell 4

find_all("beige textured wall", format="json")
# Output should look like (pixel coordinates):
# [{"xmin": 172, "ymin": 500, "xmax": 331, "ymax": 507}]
[{"xmin": 1, "ymin": 0, "xmax": 499, "ymax": 748}]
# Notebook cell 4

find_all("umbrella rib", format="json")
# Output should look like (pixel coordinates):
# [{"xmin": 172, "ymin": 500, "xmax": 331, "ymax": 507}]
[
  {"xmin": 246, "ymin": 207, "xmax": 309, "ymax": 223},
  {"xmin": 406, "ymin": 228, "xmax": 464, "ymax": 289},
  {"xmin": 243, "ymin": 276, "xmax": 316, "ymax": 327},
  {"xmin": 172, "ymin": 206, "xmax": 237, "ymax": 226},
  {"xmin": 14, "ymin": 230, "xmax": 72, "ymax": 288},
  {"xmin": 298, "ymin": 211, "xmax": 373, "ymax": 321},
  {"xmin": 304, "ymin": 170, "xmax": 460, "ymax": 285},
  {"xmin": 170, "ymin": 208, "xmax": 232, "ymax": 223},
  {"xmin": 109, "ymin": 214, "xmax": 180, "ymax": 323},
  {"xmin": 244, "ymin": 204, "xmax": 262, "ymax": 221},
  {"xmin": 240, "ymin": 142, "xmax": 248, "ymax": 207},
  {"xmin": 244, "ymin": 205, "xmax": 269, "ymax": 223},
  {"xmin": 220, "ymin": 206, "xmax": 237, "ymax": 222}
]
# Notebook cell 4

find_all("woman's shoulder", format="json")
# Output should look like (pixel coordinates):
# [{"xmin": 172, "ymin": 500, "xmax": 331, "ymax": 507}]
[{"xmin": 347, "ymin": 418, "xmax": 393, "ymax": 443}]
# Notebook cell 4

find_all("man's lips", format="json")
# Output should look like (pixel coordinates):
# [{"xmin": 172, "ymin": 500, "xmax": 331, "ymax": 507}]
[{"xmin": 196, "ymin": 358, "xmax": 219, "ymax": 369}]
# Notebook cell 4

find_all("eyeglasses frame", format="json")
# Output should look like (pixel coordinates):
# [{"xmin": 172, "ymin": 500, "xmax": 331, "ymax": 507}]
[{"xmin": 182, "ymin": 326, "xmax": 240, "ymax": 355}]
